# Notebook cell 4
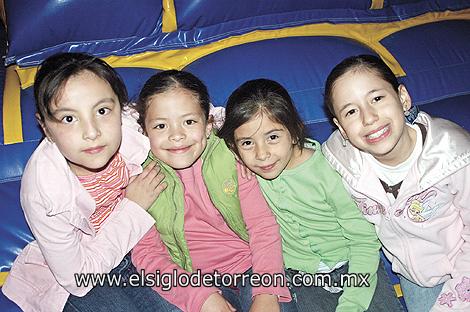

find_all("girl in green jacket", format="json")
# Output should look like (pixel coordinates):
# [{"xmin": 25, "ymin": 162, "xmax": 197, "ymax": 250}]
[{"xmin": 218, "ymin": 78, "xmax": 403, "ymax": 312}]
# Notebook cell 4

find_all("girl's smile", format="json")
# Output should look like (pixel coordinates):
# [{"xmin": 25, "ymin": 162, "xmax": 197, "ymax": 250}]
[{"xmin": 364, "ymin": 124, "xmax": 391, "ymax": 144}]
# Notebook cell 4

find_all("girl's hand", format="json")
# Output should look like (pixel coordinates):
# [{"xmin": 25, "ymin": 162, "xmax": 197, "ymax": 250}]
[
  {"xmin": 201, "ymin": 293, "xmax": 236, "ymax": 312},
  {"xmin": 125, "ymin": 161, "xmax": 167, "ymax": 210},
  {"xmin": 250, "ymin": 294, "xmax": 280, "ymax": 312}
]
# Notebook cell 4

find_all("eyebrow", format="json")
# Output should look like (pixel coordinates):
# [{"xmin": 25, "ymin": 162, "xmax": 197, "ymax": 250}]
[
  {"xmin": 52, "ymin": 98, "xmax": 117, "ymax": 114},
  {"xmin": 147, "ymin": 112, "xmax": 202, "ymax": 122},
  {"xmin": 235, "ymin": 128, "xmax": 284, "ymax": 143},
  {"xmin": 337, "ymin": 88, "xmax": 383, "ymax": 114}
]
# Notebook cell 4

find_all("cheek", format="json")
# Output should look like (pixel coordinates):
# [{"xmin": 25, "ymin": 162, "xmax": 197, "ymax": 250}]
[
  {"xmin": 148, "ymin": 133, "xmax": 163, "ymax": 150},
  {"xmin": 239, "ymin": 150, "xmax": 254, "ymax": 165}
]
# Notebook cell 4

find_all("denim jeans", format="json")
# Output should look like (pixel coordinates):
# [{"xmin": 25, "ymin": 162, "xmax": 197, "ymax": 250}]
[
  {"xmin": 399, "ymin": 275, "xmax": 444, "ymax": 312},
  {"xmin": 63, "ymin": 254, "xmax": 181, "ymax": 312},
  {"xmin": 286, "ymin": 260, "xmax": 404, "ymax": 312},
  {"xmin": 218, "ymin": 269, "xmax": 298, "ymax": 312}
]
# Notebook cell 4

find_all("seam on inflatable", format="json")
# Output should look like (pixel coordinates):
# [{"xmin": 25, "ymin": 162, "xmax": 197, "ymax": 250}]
[
  {"xmin": 370, "ymin": 0, "xmax": 384, "ymax": 10},
  {"xmin": 162, "ymin": 0, "xmax": 177, "ymax": 32},
  {"xmin": 3, "ymin": 66, "xmax": 22, "ymax": 145},
  {"xmin": 0, "ymin": 271, "xmax": 8, "ymax": 286}
]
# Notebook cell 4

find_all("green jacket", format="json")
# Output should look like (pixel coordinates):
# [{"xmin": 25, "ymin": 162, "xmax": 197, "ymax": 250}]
[
  {"xmin": 143, "ymin": 133, "xmax": 249, "ymax": 271},
  {"xmin": 258, "ymin": 140, "xmax": 381, "ymax": 312}
]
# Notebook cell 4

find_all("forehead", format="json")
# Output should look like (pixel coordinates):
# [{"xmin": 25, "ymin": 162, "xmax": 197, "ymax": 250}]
[
  {"xmin": 52, "ymin": 71, "xmax": 114, "ymax": 108},
  {"xmin": 146, "ymin": 87, "xmax": 204, "ymax": 116},
  {"xmin": 333, "ymin": 68, "xmax": 392, "ymax": 95},
  {"xmin": 235, "ymin": 111, "xmax": 286, "ymax": 137}
]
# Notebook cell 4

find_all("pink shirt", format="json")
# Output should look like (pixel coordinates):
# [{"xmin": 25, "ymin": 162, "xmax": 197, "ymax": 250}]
[
  {"xmin": 132, "ymin": 160, "xmax": 290, "ymax": 312},
  {"xmin": 178, "ymin": 159, "xmax": 252, "ymax": 274}
]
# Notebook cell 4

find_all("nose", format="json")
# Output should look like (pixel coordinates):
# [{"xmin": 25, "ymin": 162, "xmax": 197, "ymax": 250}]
[
  {"xmin": 169, "ymin": 125, "xmax": 185, "ymax": 142},
  {"xmin": 362, "ymin": 106, "xmax": 379, "ymax": 126},
  {"xmin": 255, "ymin": 143, "xmax": 270, "ymax": 161},
  {"xmin": 82, "ymin": 119, "xmax": 101, "ymax": 140}
]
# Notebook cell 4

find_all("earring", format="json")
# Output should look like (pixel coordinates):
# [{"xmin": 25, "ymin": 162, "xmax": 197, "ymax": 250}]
[{"xmin": 341, "ymin": 136, "xmax": 348, "ymax": 147}]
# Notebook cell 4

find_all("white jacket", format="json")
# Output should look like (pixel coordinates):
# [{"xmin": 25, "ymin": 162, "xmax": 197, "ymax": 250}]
[{"xmin": 322, "ymin": 112, "xmax": 470, "ymax": 311}]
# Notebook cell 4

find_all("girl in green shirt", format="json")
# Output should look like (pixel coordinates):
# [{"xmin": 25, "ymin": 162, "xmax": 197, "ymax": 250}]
[{"xmin": 218, "ymin": 79, "xmax": 403, "ymax": 312}]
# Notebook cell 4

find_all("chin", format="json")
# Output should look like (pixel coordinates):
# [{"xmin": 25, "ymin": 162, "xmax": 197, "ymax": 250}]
[{"xmin": 168, "ymin": 159, "xmax": 197, "ymax": 170}]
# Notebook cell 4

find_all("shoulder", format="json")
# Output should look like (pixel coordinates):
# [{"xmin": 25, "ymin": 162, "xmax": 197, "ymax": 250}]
[
  {"xmin": 119, "ymin": 119, "xmax": 150, "ymax": 166},
  {"xmin": 322, "ymin": 131, "xmax": 364, "ymax": 177},
  {"xmin": 21, "ymin": 140, "xmax": 77, "ymax": 214},
  {"xmin": 419, "ymin": 112, "xmax": 470, "ymax": 162}
]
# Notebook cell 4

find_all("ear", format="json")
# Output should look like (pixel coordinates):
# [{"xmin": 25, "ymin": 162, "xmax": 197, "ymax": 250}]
[
  {"xmin": 333, "ymin": 117, "xmax": 348, "ymax": 140},
  {"xmin": 398, "ymin": 84, "xmax": 412, "ymax": 111},
  {"xmin": 36, "ymin": 113, "xmax": 53, "ymax": 141}
]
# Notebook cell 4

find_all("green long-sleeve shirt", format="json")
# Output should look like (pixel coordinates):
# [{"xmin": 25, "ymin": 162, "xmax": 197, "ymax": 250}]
[{"xmin": 258, "ymin": 140, "xmax": 381, "ymax": 312}]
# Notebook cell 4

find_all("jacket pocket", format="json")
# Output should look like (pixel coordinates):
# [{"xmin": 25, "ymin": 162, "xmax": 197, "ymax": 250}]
[{"xmin": 9, "ymin": 242, "xmax": 58, "ymax": 294}]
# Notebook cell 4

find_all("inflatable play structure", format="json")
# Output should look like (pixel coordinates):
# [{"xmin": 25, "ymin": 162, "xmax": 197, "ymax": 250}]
[{"xmin": 1, "ymin": 0, "xmax": 470, "ymax": 310}]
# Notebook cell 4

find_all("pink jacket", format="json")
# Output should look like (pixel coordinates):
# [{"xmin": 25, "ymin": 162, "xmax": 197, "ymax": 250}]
[
  {"xmin": 2, "ymin": 114, "xmax": 155, "ymax": 312},
  {"xmin": 323, "ymin": 112, "xmax": 470, "ymax": 311}
]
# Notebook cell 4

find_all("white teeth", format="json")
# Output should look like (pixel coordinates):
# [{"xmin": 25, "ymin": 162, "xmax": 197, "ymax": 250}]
[{"xmin": 367, "ymin": 126, "xmax": 388, "ymax": 139}]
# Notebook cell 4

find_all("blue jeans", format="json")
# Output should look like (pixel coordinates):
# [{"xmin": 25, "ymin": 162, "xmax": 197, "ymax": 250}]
[
  {"xmin": 218, "ymin": 269, "xmax": 297, "ymax": 312},
  {"xmin": 63, "ymin": 254, "xmax": 181, "ymax": 312},
  {"xmin": 287, "ymin": 260, "xmax": 404, "ymax": 312},
  {"xmin": 399, "ymin": 275, "xmax": 443, "ymax": 312}
]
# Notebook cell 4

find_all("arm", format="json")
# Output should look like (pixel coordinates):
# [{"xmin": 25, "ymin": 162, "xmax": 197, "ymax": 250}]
[
  {"xmin": 327, "ymin": 173, "xmax": 381, "ymax": 312},
  {"xmin": 431, "ymin": 165, "xmax": 470, "ymax": 311},
  {"xmin": 22, "ymin": 193, "xmax": 155, "ymax": 297},
  {"xmin": 236, "ymin": 163, "xmax": 291, "ymax": 304},
  {"xmin": 131, "ymin": 226, "xmax": 220, "ymax": 312}
]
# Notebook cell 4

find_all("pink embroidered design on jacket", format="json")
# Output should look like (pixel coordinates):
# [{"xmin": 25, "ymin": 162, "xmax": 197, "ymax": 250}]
[
  {"xmin": 438, "ymin": 292, "xmax": 457, "ymax": 307},
  {"xmin": 353, "ymin": 196, "xmax": 386, "ymax": 216},
  {"xmin": 455, "ymin": 276, "xmax": 470, "ymax": 302}
]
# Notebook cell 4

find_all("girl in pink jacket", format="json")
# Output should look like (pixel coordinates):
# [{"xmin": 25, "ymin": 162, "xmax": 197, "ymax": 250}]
[
  {"xmin": 322, "ymin": 54, "xmax": 470, "ymax": 312},
  {"xmin": 2, "ymin": 52, "xmax": 172, "ymax": 312}
]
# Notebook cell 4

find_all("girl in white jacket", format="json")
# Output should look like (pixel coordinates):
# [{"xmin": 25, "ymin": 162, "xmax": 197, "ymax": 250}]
[{"xmin": 322, "ymin": 54, "xmax": 470, "ymax": 312}]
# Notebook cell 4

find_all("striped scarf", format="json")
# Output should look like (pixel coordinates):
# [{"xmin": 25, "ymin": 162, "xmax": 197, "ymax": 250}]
[{"xmin": 78, "ymin": 153, "xmax": 129, "ymax": 232}]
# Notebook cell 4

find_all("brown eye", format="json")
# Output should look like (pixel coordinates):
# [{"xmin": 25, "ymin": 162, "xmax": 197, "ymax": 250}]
[
  {"xmin": 345, "ymin": 109, "xmax": 357, "ymax": 117},
  {"xmin": 372, "ymin": 96, "xmax": 384, "ymax": 103},
  {"xmin": 97, "ymin": 107, "xmax": 110, "ymax": 115},
  {"xmin": 153, "ymin": 124, "xmax": 165, "ymax": 129},
  {"xmin": 61, "ymin": 115, "xmax": 76, "ymax": 124}
]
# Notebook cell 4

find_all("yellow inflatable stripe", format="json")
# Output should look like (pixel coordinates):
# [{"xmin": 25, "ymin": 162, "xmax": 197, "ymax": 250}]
[
  {"xmin": 3, "ymin": 66, "xmax": 23, "ymax": 145},
  {"xmin": 16, "ymin": 7, "xmax": 470, "ymax": 90},
  {"xmin": 162, "ymin": 0, "xmax": 177, "ymax": 33},
  {"xmin": 7, "ymin": 8, "xmax": 470, "ymax": 144},
  {"xmin": 370, "ymin": 0, "xmax": 384, "ymax": 10},
  {"xmin": 394, "ymin": 283, "xmax": 403, "ymax": 297},
  {"xmin": 0, "ymin": 271, "xmax": 8, "ymax": 287}
]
